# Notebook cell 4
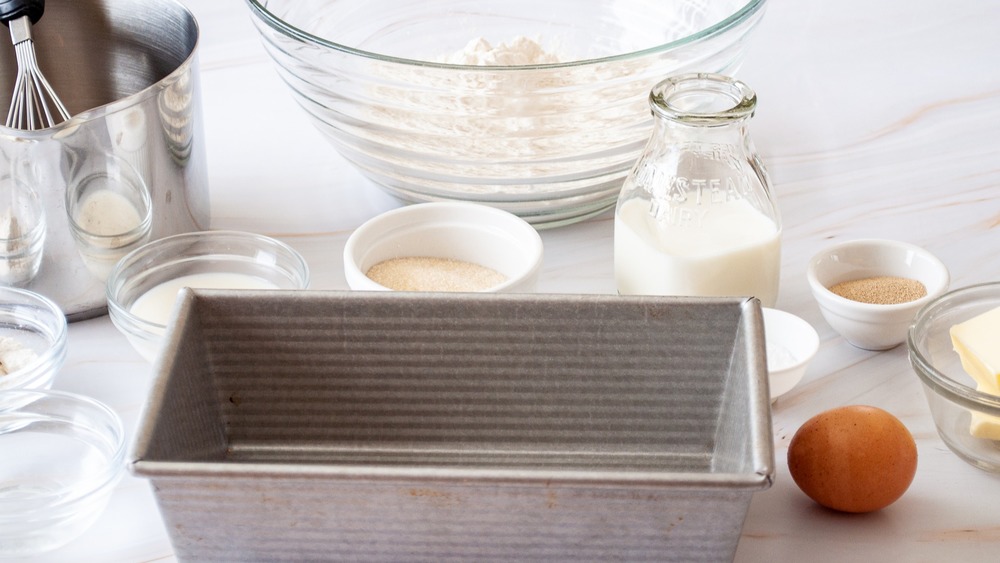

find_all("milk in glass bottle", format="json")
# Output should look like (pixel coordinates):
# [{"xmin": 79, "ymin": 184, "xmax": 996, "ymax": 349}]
[{"xmin": 614, "ymin": 73, "xmax": 781, "ymax": 306}]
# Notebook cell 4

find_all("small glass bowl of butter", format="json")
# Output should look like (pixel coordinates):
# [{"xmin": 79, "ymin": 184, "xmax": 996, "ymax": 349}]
[
  {"xmin": 107, "ymin": 230, "xmax": 310, "ymax": 362},
  {"xmin": 908, "ymin": 282, "xmax": 1000, "ymax": 474}
]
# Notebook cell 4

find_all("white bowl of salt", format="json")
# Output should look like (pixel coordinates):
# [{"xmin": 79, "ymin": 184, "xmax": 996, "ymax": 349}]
[
  {"xmin": 344, "ymin": 202, "xmax": 543, "ymax": 294},
  {"xmin": 762, "ymin": 307, "xmax": 820, "ymax": 403}
]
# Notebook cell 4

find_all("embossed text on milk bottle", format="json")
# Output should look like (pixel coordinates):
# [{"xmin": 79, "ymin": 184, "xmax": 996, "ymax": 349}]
[{"xmin": 614, "ymin": 73, "xmax": 781, "ymax": 306}]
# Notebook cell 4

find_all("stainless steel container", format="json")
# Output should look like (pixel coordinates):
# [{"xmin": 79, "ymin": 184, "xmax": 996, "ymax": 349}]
[
  {"xmin": 0, "ymin": 0, "xmax": 209, "ymax": 320},
  {"xmin": 131, "ymin": 290, "xmax": 775, "ymax": 562}
]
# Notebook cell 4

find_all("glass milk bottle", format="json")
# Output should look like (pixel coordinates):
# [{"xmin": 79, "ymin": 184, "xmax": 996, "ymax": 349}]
[{"xmin": 614, "ymin": 73, "xmax": 781, "ymax": 306}]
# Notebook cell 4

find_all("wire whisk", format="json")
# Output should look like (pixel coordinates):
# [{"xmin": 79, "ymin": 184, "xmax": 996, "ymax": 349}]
[{"xmin": 2, "ymin": 0, "xmax": 69, "ymax": 130}]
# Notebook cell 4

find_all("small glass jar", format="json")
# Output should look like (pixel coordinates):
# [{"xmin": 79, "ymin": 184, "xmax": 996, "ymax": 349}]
[
  {"xmin": 614, "ymin": 73, "xmax": 781, "ymax": 306},
  {"xmin": 0, "ymin": 172, "xmax": 45, "ymax": 287}
]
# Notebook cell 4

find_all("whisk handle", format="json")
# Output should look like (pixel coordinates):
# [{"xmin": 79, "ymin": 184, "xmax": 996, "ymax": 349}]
[{"xmin": 0, "ymin": 0, "xmax": 44, "ymax": 26}]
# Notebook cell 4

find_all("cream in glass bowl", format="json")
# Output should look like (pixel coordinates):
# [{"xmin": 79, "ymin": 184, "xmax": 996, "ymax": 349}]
[{"xmin": 106, "ymin": 231, "xmax": 310, "ymax": 362}]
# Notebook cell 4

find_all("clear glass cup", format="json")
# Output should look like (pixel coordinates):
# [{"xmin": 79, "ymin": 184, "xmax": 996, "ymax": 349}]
[
  {"xmin": 614, "ymin": 72, "xmax": 781, "ymax": 306},
  {"xmin": 66, "ymin": 155, "xmax": 153, "ymax": 282},
  {"xmin": 0, "ymin": 172, "xmax": 45, "ymax": 286}
]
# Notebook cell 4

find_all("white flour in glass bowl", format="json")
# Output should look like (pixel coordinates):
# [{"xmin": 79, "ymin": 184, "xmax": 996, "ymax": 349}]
[{"xmin": 440, "ymin": 36, "xmax": 565, "ymax": 65}]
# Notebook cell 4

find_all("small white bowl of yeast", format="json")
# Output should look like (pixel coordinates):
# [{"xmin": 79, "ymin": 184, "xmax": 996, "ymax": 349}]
[{"xmin": 344, "ymin": 202, "xmax": 543, "ymax": 294}]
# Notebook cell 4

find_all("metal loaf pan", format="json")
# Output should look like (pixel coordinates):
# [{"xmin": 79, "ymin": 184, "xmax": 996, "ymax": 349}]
[{"xmin": 130, "ymin": 290, "xmax": 774, "ymax": 562}]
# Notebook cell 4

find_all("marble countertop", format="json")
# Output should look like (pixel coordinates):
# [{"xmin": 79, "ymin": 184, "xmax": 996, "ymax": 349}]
[{"xmin": 14, "ymin": 0, "xmax": 1000, "ymax": 560}]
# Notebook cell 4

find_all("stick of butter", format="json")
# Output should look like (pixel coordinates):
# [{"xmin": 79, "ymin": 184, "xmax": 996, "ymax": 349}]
[
  {"xmin": 950, "ymin": 305, "xmax": 1000, "ymax": 394},
  {"xmin": 950, "ymin": 305, "xmax": 1000, "ymax": 440}
]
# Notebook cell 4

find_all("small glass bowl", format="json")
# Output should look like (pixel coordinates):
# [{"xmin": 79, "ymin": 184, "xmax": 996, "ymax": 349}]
[
  {"xmin": 344, "ymin": 202, "xmax": 543, "ymax": 293},
  {"xmin": 107, "ymin": 230, "xmax": 311, "ymax": 362},
  {"xmin": 0, "ymin": 389, "xmax": 126, "ymax": 556},
  {"xmin": 0, "ymin": 287, "xmax": 67, "ymax": 391},
  {"xmin": 908, "ymin": 282, "xmax": 1000, "ymax": 474}
]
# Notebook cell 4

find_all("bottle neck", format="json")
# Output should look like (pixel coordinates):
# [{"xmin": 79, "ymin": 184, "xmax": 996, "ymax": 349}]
[{"xmin": 649, "ymin": 73, "xmax": 756, "ymax": 128}]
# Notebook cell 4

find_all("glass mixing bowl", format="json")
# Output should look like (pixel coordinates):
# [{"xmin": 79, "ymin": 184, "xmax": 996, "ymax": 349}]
[{"xmin": 245, "ymin": 0, "xmax": 769, "ymax": 227}]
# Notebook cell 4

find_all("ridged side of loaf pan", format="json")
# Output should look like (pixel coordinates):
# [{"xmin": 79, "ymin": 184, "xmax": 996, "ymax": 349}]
[{"xmin": 130, "ymin": 290, "xmax": 773, "ymax": 562}]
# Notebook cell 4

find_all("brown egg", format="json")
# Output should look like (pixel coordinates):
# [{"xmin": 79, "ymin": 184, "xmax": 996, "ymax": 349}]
[{"xmin": 787, "ymin": 405, "xmax": 917, "ymax": 513}]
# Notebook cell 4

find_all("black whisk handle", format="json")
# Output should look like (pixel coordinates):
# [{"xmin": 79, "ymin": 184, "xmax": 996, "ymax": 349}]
[{"xmin": 0, "ymin": 0, "xmax": 44, "ymax": 26}]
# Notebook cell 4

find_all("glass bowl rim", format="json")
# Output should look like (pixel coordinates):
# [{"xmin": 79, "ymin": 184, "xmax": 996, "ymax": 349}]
[
  {"xmin": 245, "ymin": 0, "xmax": 768, "ymax": 70},
  {"xmin": 907, "ymin": 281, "xmax": 1000, "ymax": 414}
]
